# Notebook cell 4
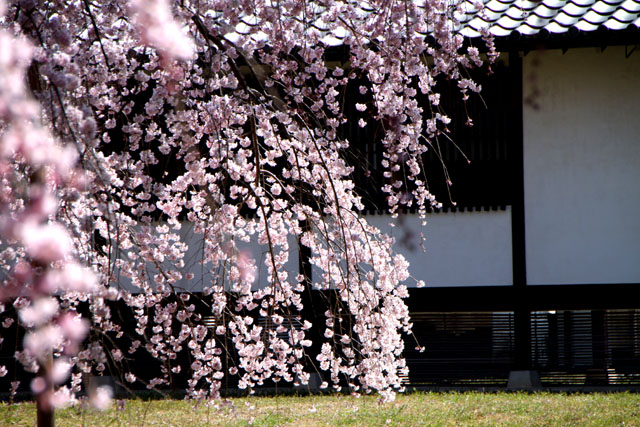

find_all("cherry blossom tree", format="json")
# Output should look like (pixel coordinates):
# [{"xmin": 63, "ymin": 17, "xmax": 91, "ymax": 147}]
[{"xmin": 0, "ymin": 0, "xmax": 493, "ymax": 421}]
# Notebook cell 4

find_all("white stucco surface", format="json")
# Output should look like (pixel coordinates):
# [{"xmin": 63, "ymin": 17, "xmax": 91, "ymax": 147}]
[
  {"xmin": 241, "ymin": 234, "xmax": 300, "ymax": 291},
  {"xmin": 111, "ymin": 209, "xmax": 515, "ymax": 292},
  {"xmin": 173, "ymin": 211, "xmax": 514, "ymax": 291},
  {"xmin": 523, "ymin": 47, "xmax": 640, "ymax": 285},
  {"xmin": 109, "ymin": 221, "xmax": 299, "ymax": 293},
  {"xmin": 367, "ymin": 210, "xmax": 513, "ymax": 287}
]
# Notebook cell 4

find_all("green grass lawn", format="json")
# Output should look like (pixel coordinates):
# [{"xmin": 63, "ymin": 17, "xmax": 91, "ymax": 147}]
[{"xmin": 2, "ymin": 391, "xmax": 640, "ymax": 426}]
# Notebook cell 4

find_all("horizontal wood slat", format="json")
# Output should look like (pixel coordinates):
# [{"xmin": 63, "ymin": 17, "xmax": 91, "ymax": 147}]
[
  {"xmin": 404, "ymin": 312, "xmax": 515, "ymax": 386},
  {"xmin": 404, "ymin": 309, "xmax": 640, "ymax": 387}
]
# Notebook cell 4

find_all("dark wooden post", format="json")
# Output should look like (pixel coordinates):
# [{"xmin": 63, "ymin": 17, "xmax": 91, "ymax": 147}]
[
  {"xmin": 297, "ymin": 220, "xmax": 322, "ymax": 384},
  {"xmin": 587, "ymin": 310, "xmax": 609, "ymax": 385},
  {"xmin": 508, "ymin": 50, "xmax": 532, "ymax": 373}
]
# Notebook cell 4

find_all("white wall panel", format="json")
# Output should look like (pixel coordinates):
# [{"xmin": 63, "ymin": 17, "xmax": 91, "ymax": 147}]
[
  {"xmin": 239, "ymin": 234, "xmax": 300, "ymax": 291},
  {"xmin": 523, "ymin": 47, "xmax": 640, "ymax": 285},
  {"xmin": 367, "ymin": 210, "xmax": 513, "ymax": 287},
  {"xmin": 109, "ymin": 222, "xmax": 298, "ymax": 293}
]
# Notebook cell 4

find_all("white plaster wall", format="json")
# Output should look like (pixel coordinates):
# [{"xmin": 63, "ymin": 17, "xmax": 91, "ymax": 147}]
[
  {"xmin": 109, "ymin": 221, "xmax": 298, "ymax": 293},
  {"xmin": 523, "ymin": 47, "xmax": 640, "ymax": 285},
  {"xmin": 121, "ymin": 211, "xmax": 513, "ymax": 292},
  {"xmin": 367, "ymin": 210, "xmax": 513, "ymax": 287},
  {"xmin": 107, "ymin": 222, "xmax": 212, "ymax": 293},
  {"xmin": 113, "ymin": 209, "xmax": 512, "ymax": 291},
  {"xmin": 240, "ymin": 234, "xmax": 300, "ymax": 291},
  {"xmin": 170, "ymin": 223, "xmax": 300, "ymax": 292}
]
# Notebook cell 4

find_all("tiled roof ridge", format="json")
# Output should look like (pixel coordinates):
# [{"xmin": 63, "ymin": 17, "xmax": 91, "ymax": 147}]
[
  {"xmin": 219, "ymin": 0, "xmax": 640, "ymax": 46},
  {"xmin": 457, "ymin": 0, "xmax": 640, "ymax": 37}
]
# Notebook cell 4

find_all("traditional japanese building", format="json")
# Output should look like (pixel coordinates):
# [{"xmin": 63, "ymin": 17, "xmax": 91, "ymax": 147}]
[
  {"xmin": 376, "ymin": 0, "xmax": 640, "ymax": 388},
  {"xmin": 151, "ymin": 0, "xmax": 640, "ymax": 389}
]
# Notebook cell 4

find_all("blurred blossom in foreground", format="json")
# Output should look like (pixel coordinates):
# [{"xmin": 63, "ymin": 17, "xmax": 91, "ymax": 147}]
[
  {"xmin": 89, "ymin": 385, "xmax": 113, "ymax": 411},
  {"xmin": 130, "ymin": 0, "xmax": 195, "ymax": 62}
]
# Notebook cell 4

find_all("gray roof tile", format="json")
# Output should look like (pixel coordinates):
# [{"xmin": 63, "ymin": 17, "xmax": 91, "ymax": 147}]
[
  {"xmin": 622, "ymin": 0, "xmax": 640, "ymax": 11},
  {"xmin": 561, "ymin": 3, "xmax": 591, "ymax": 16},
  {"xmin": 547, "ymin": 0, "xmax": 570, "ymax": 7},
  {"xmin": 575, "ymin": 19, "xmax": 601, "ymax": 29},
  {"xmin": 613, "ymin": 8, "xmax": 638, "ymax": 21},
  {"xmin": 583, "ymin": 10, "xmax": 610, "ymax": 23},
  {"xmin": 218, "ymin": 0, "xmax": 640, "ymax": 45},
  {"xmin": 554, "ymin": 12, "xmax": 582, "ymax": 26},
  {"xmin": 592, "ymin": 1, "xmax": 621, "ymax": 14},
  {"xmin": 456, "ymin": 0, "xmax": 640, "ymax": 36},
  {"xmin": 604, "ymin": 18, "xmax": 632, "ymax": 27}
]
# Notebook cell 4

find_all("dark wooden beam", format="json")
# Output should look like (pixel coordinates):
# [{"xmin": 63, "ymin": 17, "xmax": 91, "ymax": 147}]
[{"xmin": 405, "ymin": 283, "xmax": 640, "ymax": 312}]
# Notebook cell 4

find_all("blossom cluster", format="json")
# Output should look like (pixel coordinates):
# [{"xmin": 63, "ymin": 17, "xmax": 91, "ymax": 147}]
[
  {"xmin": 0, "ymin": 0, "xmax": 491, "ymax": 407},
  {"xmin": 0, "ymin": 2, "xmax": 98, "ymax": 410}
]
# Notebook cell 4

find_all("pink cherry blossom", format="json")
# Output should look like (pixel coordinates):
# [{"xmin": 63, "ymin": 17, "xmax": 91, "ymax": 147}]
[
  {"xmin": 50, "ymin": 386, "xmax": 76, "ymax": 409},
  {"xmin": 23, "ymin": 325, "xmax": 64, "ymax": 361},
  {"xmin": 130, "ymin": 0, "xmax": 195, "ymax": 62},
  {"xmin": 49, "ymin": 358, "xmax": 72, "ymax": 384},
  {"xmin": 20, "ymin": 222, "xmax": 71, "ymax": 264},
  {"xmin": 0, "ymin": 0, "xmax": 493, "ymax": 409},
  {"xmin": 57, "ymin": 312, "xmax": 89, "ymax": 343},
  {"xmin": 89, "ymin": 385, "xmax": 113, "ymax": 411},
  {"xmin": 50, "ymin": 263, "xmax": 98, "ymax": 293},
  {"xmin": 18, "ymin": 297, "xmax": 59, "ymax": 327}
]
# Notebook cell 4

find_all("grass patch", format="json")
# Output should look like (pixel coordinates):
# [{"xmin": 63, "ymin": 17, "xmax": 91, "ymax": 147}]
[{"xmin": 2, "ymin": 391, "xmax": 640, "ymax": 426}]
